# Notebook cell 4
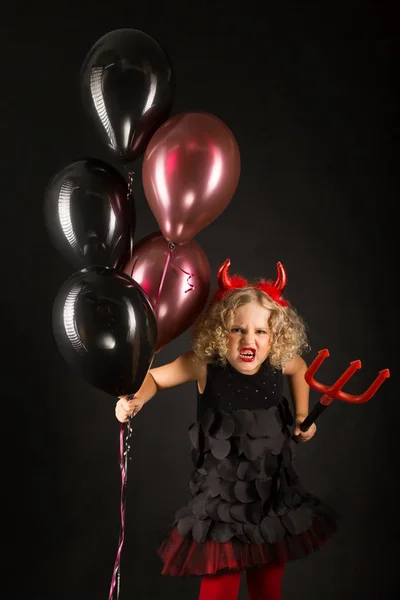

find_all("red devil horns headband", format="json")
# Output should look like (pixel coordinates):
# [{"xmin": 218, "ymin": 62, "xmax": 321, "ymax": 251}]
[{"xmin": 215, "ymin": 259, "xmax": 289, "ymax": 306}]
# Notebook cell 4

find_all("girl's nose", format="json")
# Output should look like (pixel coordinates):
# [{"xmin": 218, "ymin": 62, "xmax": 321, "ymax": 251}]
[{"xmin": 242, "ymin": 331, "xmax": 255, "ymax": 345}]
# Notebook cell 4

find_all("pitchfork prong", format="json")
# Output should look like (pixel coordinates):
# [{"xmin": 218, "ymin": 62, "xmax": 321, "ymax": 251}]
[
  {"xmin": 328, "ymin": 359, "xmax": 362, "ymax": 396},
  {"xmin": 335, "ymin": 368, "xmax": 391, "ymax": 404},
  {"xmin": 304, "ymin": 350, "xmax": 361, "ymax": 397},
  {"xmin": 304, "ymin": 349, "xmax": 330, "ymax": 393}
]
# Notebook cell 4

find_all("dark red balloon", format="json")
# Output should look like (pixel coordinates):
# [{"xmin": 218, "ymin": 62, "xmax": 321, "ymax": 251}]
[
  {"xmin": 142, "ymin": 112, "xmax": 241, "ymax": 245},
  {"xmin": 122, "ymin": 232, "xmax": 210, "ymax": 351}
]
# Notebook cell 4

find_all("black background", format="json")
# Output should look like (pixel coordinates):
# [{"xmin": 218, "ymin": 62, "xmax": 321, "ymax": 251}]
[{"xmin": 2, "ymin": 2, "xmax": 397, "ymax": 599}]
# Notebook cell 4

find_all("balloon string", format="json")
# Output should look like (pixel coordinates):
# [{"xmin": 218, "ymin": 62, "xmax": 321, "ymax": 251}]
[
  {"xmin": 127, "ymin": 171, "xmax": 134, "ymax": 266},
  {"xmin": 154, "ymin": 243, "xmax": 174, "ymax": 309},
  {"xmin": 127, "ymin": 171, "xmax": 134, "ymax": 199},
  {"xmin": 108, "ymin": 418, "xmax": 133, "ymax": 600},
  {"xmin": 176, "ymin": 267, "xmax": 196, "ymax": 293}
]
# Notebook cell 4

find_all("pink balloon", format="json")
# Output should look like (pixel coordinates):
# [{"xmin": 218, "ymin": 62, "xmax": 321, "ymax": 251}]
[
  {"xmin": 122, "ymin": 232, "xmax": 210, "ymax": 351},
  {"xmin": 142, "ymin": 112, "xmax": 241, "ymax": 245}
]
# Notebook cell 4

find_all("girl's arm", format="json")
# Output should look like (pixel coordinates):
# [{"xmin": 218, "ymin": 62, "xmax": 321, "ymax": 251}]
[
  {"xmin": 283, "ymin": 355, "xmax": 316, "ymax": 442},
  {"xmin": 149, "ymin": 351, "xmax": 207, "ymax": 394},
  {"xmin": 115, "ymin": 351, "xmax": 206, "ymax": 422},
  {"xmin": 282, "ymin": 355, "xmax": 309, "ymax": 418}
]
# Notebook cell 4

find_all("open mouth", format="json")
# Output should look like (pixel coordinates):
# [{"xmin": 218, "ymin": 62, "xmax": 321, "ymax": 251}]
[{"xmin": 239, "ymin": 347, "xmax": 256, "ymax": 362}]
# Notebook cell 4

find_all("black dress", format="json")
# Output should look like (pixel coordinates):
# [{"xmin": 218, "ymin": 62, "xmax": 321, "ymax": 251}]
[{"xmin": 158, "ymin": 360, "xmax": 337, "ymax": 576}]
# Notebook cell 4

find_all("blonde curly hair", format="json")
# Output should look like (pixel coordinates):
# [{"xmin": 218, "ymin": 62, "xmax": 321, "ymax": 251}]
[{"xmin": 192, "ymin": 287, "xmax": 309, "ymax": 369}]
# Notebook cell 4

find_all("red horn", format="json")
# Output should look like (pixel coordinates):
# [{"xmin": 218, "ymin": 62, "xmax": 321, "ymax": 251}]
[
  {"xmin": 272, "ymin": 262, "xmax": 287, "ymax": 292},
  {"xmin": 217, "ymin": 258, "xmax": 233, "ymax": 291}
]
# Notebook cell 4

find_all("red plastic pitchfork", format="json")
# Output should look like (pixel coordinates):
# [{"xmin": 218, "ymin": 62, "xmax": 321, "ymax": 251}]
[{"xmin": 300, "ymin": 349, "xmax": 390, "ymax": 432}]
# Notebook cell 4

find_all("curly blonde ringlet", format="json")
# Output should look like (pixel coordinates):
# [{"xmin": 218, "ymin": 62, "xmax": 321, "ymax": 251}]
[{"xmin": 192, "ymin": 287, "xmax": 309, "ymax": 369}]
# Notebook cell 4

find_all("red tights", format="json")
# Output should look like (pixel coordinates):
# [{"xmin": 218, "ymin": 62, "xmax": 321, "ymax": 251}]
[{"xmin": 198, "ymin": 563, "xmax": 284, "ymax": 600}]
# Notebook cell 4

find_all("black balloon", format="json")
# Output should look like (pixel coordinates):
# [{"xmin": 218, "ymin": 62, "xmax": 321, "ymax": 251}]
[
  {"xmin": 80, "ymin": 28, "xmax": 174, "ymax": 164},
  {"xmin": 52, "ymin": 266, "xmax": 157, "ymax": 396},
  {"xmin": 44, "ymin": 158, "xmax": 134, "ymax": 270}
]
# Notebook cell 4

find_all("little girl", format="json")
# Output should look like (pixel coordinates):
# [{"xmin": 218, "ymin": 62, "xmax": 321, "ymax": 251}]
[{"xmin": 115, "ymin": 259, "xmax": 337, "ymax": 600}]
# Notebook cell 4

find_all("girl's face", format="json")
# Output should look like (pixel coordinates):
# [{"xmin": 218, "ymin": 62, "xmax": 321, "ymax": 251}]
[{"xmin": 225, "ymin": 300, "xmax": 271, "ymax": 375}]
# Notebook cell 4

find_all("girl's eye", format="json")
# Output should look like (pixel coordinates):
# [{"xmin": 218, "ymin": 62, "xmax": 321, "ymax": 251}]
[
  {"xmin": 257, "ymin": 330, "xmax": 267, "ymax": 334},
  {"xmin": 231, "ymin": 327, "xmax": 242, "ymax": 333}
]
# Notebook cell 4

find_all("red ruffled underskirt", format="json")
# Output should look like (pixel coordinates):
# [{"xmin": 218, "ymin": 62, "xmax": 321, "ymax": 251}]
[{"xmin": 158, "ymin": 518, "xmax": 333, "ymax": 577}]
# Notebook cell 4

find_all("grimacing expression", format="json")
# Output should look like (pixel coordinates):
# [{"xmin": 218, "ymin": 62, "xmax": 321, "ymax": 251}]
[{"xmin": 225, "ymin": 301, "xmax": 272, "ymax": 375}]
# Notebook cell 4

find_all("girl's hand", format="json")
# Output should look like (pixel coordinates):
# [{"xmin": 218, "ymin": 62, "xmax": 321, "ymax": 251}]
[
  {"xmin": 293, "ymin": 415, "xmax": 317, "ymax": 443},
  {"xmin": 115, "ymin": 395, "xmax": 144, "ymax": 423}
]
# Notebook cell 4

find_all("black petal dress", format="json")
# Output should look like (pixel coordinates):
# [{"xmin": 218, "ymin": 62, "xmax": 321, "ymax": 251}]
[{"xmin": 158, "ymin": 360, "xmax": 337, "ymax": 576}]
